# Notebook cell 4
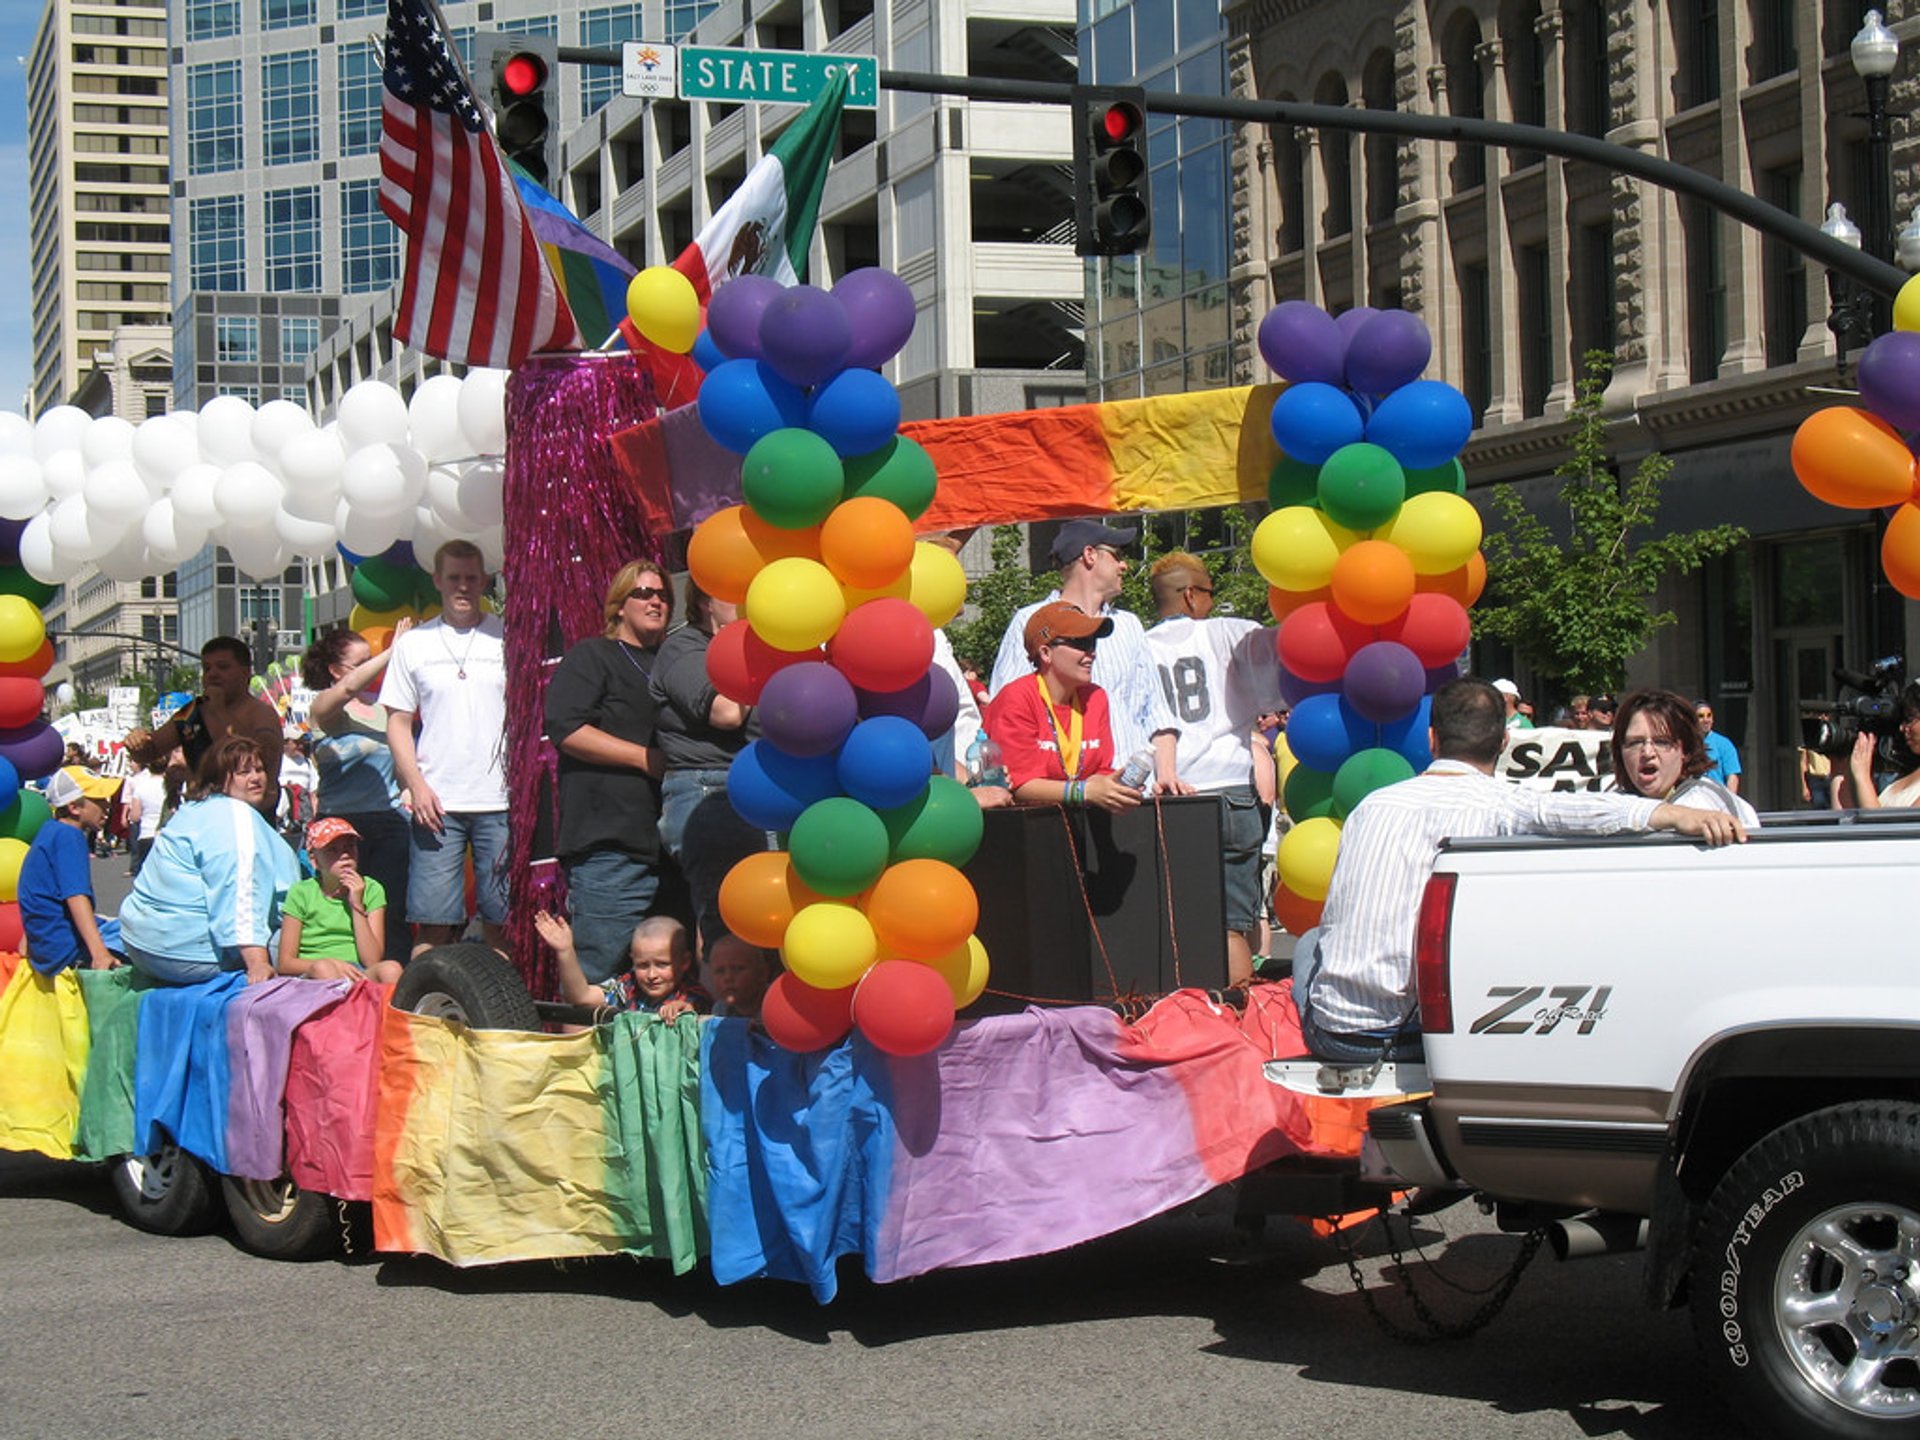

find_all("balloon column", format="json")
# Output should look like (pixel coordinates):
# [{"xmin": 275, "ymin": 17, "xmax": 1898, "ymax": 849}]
[
  {"xmin": 685, "ymin": 269, "xmax": 986, "ymax": 1057},
  {"xmin": 0, "ymin": 516, "xmax": 73, "ymax": 950},
  {"xmin": 1790, "ymin": 284, "xmax": 1920, "ymax": 596},
  {"xmin": 1252, "ymin": 303, "xmax": 1487, "ymax": 935}
]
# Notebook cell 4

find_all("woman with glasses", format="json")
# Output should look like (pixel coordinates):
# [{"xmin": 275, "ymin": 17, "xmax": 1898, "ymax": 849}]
[
  {"xmin": 1608, "ymin": 689, "xmax": 1760, "ymax": 827},
  {"xmin": 541, "ymin": 560, "xmax": 674, "ymax": 984},
  {"xmin": 1845, "ymin": 683, "xmax": 1920, "ymax": 809}
]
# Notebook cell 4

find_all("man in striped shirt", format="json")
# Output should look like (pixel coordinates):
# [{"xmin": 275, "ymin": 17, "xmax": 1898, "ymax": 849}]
[{"xmin": 1296, "ymin": 677, "xmax": 1746, "ymax": 1065}]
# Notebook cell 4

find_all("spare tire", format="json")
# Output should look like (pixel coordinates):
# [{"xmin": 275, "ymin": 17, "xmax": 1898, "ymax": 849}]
[
  {"xmin": 109, "ymin": 1132, "xmax": 220, "ymax": 1236},
  {"xmin": 390, "ymin": 942, "xmax": 540, "ymax": 1030},
  {"xmin": 221, "ymin": 1175, "xmax": 339, "ymax": 1261}
]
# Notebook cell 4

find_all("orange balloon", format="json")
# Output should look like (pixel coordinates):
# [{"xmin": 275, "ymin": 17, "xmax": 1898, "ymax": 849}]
[
  {"xmin": 1791, "ymin": 407, "xmax": 1917, "ymax": 510},
  {"xmin": 1268, "ymin": 584, "xmax": 1331, "ymax": 622},
  {"xmin": 741, "ymin": 507, "xmax": 822, "ymax": 565},
  {"xmin": 1329, "ymin": 539, "xmax": 1417, "ymax": 626},
  {"xmin": 1414, "ymin": 549, "xmax": 1488, "ymax": 607},
  {"xmin": 863, "ymin": 858, "xmax": 978, "ymax": 961},
  {"xmin": 1270, "ymin": 880, "xmax": 1324, "ymax": 937},
  {"xmin": 0, "ymin": 638, "xmax": 53, "ymax": 679},
  {"xmin": 1883, "ymin": 502, "xmax": 1920, "ymax": 600},
  {"xmin": 820, "ymin": 496, "xmax": 915, "ymax": 592},
  {"xmin": 688, "ymin": 506, "xmax": 825, "ymax": 605},
  {"xmin": 718, "ymin": 851, "xmax": 825, "ymax": 949}
]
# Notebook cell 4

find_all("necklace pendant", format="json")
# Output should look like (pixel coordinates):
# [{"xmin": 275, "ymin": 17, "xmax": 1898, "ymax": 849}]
[{"xmin": 457, "ymin": 667, "xmax": 467, "ymax": 680}]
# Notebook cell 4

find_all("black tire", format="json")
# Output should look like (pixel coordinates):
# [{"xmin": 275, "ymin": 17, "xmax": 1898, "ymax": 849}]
[
  {"xmin": 220, "ymin": 1175, "xmax": 340, "ymax": 1261},
  {"xmin": 390, "ymin": 941, "xmax": 540, "ymax": 1030},
  {"xmin": 108, "ymin": 1133, "xmax": 220, "ymax": 1236},
  {"xmin": 1691, "ymin": 1101, "xmax": 1920, "ymax": 1440}
]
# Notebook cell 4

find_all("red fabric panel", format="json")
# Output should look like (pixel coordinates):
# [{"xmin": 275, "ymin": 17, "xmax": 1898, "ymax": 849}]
[{"xmin": 283, "ymin": 982, "xmax": 393, "ymax": 1202}]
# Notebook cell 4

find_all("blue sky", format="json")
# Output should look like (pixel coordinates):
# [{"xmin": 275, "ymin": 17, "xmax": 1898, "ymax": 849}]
[{"xmin": 0, "ymin": 8, "xmax": 34, "ymax": 415}]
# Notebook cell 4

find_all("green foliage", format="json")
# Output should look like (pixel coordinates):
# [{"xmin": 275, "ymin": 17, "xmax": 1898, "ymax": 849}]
[
  {"xmin": 1473, "ymin": 354, "xmax": 1746, "ymax": 694},
  {"xmin": 943, "ymin": 524, "xmax": 1054, "ymax": 669}
]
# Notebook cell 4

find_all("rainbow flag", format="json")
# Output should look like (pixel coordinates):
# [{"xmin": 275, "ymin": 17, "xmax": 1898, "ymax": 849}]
[{"xmin": 512, "ymin": 169, "xmax": 638, "ymax": 354}]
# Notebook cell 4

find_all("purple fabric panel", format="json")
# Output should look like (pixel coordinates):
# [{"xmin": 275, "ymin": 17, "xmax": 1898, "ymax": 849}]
[
  {"xmin": 872, "ymin": 1005, "xmax": 1211, "ymax": 1284},
  {"xmin": 223, "ymin": 978, "xmax": 349, "ymax": 1182},
  {"xmin": 659, "ymin": 403, "xmax": 743, "ymax": 528}
]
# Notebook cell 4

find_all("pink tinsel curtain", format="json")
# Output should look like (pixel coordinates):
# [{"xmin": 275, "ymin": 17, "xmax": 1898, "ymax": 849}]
[{"xmin": 501, "ymin": 351, "xmax": 660, "ymax": 998}]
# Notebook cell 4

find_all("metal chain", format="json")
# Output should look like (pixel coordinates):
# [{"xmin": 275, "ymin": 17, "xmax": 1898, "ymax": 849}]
[{"xmin": 1328, "ymin": 1210, "xmax": 1546, "ymax": 1343}]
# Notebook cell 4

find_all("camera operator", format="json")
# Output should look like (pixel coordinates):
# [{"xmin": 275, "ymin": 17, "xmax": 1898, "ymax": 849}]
[{"xmin": 1847, "ymin": 681, "xmax": 1920, "ymax": 809}]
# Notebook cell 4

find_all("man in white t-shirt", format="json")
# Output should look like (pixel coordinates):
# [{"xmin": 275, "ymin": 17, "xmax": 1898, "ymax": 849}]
[
  {"xmin": 1144, "ymin": 551, "xmax": 1275, "ymax": 984},
  {"xmin": 383, "ymin": 539, "xmax": 509, "ymax": 954}
]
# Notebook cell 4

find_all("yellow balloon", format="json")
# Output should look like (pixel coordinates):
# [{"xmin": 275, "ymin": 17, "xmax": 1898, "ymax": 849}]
[
  {"xmin": 1251, "ymin": 506, "xmax": 1359, "ymax": 592},
  {"xmin": 1274, "ymin": 730, "xmax": 1298, "ymax": 796},
  {"xmin": 906, "ymin": 541, "xmax": 967, "ymax": 628},
  {"xmin": 838, "ymin": 571, "xmax": 911, "ymax": 609},
  {"xmin": 347, "ymin": 602, "xmax": 411, "ymax": 633},
  {"xmin": 626, "ymin": 266, "xmax": 700, "ymax": 353},
  {"xmin": 781, "ymin": 902, "xmax": 879, "ymax": 990},
  {"xmin": 0, "ymin": 837, "xmax": 28, "ymax": 903},
  {"xmin": 1375, "ymin": 491, "xmax": 1483, "ymax": 575},
  {"xmin": 1898, "ymin": 273, "xmax": 1920, "ymax": 333},
  {"xmin": 747, "ymin": 556, "xmax": 847, "ymax": 651},
  {"xmin": 0, "ymin": 597, "xmax": 45, "ymax": 666},
  {"xmin": 924, "ymin": 933, "xmax": 990, "ymax": 1008},
  {"xmin": 1276, "ymin": 814, "xmax": 1342, "ymax": 903}
]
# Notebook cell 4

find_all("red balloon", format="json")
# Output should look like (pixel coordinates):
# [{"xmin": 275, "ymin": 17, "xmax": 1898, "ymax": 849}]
[
  {"xmin": 1269, "ymin": 881, "xmax": 1323, "ymax": 938},
  {"xmin": 827, "ymin": 597, "xmax": 934, "ymax": 694},
  {"xmin": 0, "ymin": 677, "xmax": 44, "ymax": 729},
  {"xmin": 1268, "ymin": 584, "xmax": 1330, "ymax": 622},
  {"xmin": 852, "ymin": 958, "xmax": 956, "ymax": 1056},
  {"xmin": 760, "ymin": 972, "xmax": 856, "ymax": 1052},
  {"xmin": 1275, "ymin": 602, "xmax": 1373, "ymax": 684},
  {"xmin": 0, "ymin": 640, "xmax": 53, "ymax": 680},
  {"xmin": 0, "ymin": 900, "xmax": 21, "ymax": 952},
  {"xmin": 1381, "ymin": 592, "xmax": 1472, "ymax": 668},
  {"xmin": 706, "ymin": 618, "xmax": 816, "ymax": 704}
]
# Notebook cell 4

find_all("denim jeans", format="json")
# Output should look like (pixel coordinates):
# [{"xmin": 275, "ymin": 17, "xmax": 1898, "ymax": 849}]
[
  {"xmin": 565, "ymin": 849, "xmax": 661, "ymax": 985},
  {"xmin": 125, "ymin": 940, "xmax": 248, "ymax": 986},
  {"xmin": 660, "ymin": 768, "xmax": 767, "ymax": 949},
  {"xmin": 409, "ymin": 809, "xmax": 510, "ymax": 926},
  {"xmin": 1293, "ymin": 929, "xmax": 1424, "ymax": 1064}
]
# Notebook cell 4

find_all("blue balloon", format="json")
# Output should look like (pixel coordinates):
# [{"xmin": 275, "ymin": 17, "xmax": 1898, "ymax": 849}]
[
  {"xmin": 1285, "ymin": 693, "xmax": 1375, "ymax": 773},
  {"xmin": 690, "ymin": 329, "xmax": 726, "ymax": 373},
  {"xmin": 1364, "ymin": 380, "xmax": 1474, "ymax": 471},
  {"xmin": 335, "ymin": 542, "xmax": 367, "ymax": 566},
  {"xmin": 1269, "ymin": 382, "xmax": 1365, "ymax": 466},
  {"xmin": 836, "ymin": 715, "xmax": 932, "ymax": 812},
  {"xmin": 0, "ymin": 756, "xmax": 19, "ymax": 814},
  {"xmin": 806, "ymin": 369, "xmax": 902, "ymax": 458},
  {"xmin": 727, "ymin": 740, "xmax": 843, "ymax": 832},
  {"xmin": 1380, "ymin": 695, "xmax": 1434, "ymax": 770},
  {"xmin": 697, "ymin": 359, "xmax": 809, "ymax": 456},
  {"xmin": 1279, "ymin": 665, "xmax": 1341, "ymax": 707}
]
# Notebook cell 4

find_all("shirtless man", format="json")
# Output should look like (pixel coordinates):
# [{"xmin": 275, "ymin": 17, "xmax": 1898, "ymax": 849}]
[{"xmin": 125, "ymin": 636, "xmax": 284, "ymax": 819}]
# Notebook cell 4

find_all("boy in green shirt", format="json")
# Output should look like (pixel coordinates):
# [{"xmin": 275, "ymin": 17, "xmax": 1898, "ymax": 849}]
[{"xmin": 277, "ymin": 817, "xmax": 404, "ymax": 983}]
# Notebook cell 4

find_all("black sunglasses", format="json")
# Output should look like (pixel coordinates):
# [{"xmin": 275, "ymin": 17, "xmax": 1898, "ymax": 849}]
[
  {"xmin": 628, "ymin": 585, "xmax": 670, "ymax": 602},
  {"xmin": 1183, "ymin": 584, "xmax": 1214, "ymax": 596},
  {"xmin": 1054, "ymin": 635, "xmax": 1099, "ymax": 653}
]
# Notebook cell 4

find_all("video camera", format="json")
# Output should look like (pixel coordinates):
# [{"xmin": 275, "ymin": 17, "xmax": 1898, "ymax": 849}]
[{"xmin": 1799, "ymin": 655, "xmax": 1907, "ymax": 758}]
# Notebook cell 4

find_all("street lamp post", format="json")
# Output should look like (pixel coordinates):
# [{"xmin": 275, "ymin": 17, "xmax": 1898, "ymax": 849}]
[{"xmin": 1828, "ymin": 11, "xmax": 1904, "ymax": 362}]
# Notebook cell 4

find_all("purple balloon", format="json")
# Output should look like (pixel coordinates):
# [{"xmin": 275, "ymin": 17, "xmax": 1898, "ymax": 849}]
[
  {"xmin": 1270, "ymin": 382, "xmax": 1366, "ymax": 465},
  {"xmin": 857, "ymin": 667, "xmax": 960, "ymax": 740},
  {"xmin": 1343, "ymin": 640, "xmax": 1428, "ymax": 724},
  {"xmin": 1425, "ymin": 661, "xmax": 1461, "ymax": 695},
  {"xmin": 1258, "ymin": 301, "xmax": 1347, "ymax": 385},
  {"xmin": 833, "ymin": 268, "xmax": 917, "ymax": 369},
  {"xmin": 0, "ymin": 721, "xmax": 64, "ymax": 782},
  {"xmin": 757, "ymin": 662, "xmax": 858, "ymax": 758},
  {"xmin": 707, "ymin": 275, "xmax": 781, "ymax": 360},
  {"xmin": 760, "ymin": 285, "xmax": 852, "ymax": 389},
  {"xmin": 1279, "ymin": 664, "xmax": 1342, "ymax": 706},
  {"xmin": 1859, "ymin": 331, "xmax": 1920, "ymax": 432},
  {"xmin": 1334, "ymin": 306, "xmax": 1378, "ymax": 343},
  {"xmin": 1344, "ymin": 309, "xmax": 1434, "ymax": 395},
  {"xmin": 0, "ymin": 518, "xmax": 26, "ymax": 568}
]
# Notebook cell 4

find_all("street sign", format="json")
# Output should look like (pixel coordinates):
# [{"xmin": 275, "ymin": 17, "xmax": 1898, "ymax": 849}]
[
  {"xmin": 678, "ymin": 46, "xmax": 878, "ymax": 108},
  {"xmin": 621, "ymin": 41, "xmax": 676, "ymax": 99}
]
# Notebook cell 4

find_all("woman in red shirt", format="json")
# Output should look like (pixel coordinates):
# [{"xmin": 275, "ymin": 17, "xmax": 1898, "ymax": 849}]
[{"xmin": 983, "ymin": 602, "xmax": 1143, "ymax": 814}]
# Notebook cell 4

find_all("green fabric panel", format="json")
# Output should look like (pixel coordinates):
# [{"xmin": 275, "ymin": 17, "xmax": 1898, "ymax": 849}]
[
  {"xmin": 71, "ymin": 968, "xmax": 149, "ymax": 1161},
  {"xmin": 603, "ymin": 1012, "xmax": 709, "ymax": 1274}
]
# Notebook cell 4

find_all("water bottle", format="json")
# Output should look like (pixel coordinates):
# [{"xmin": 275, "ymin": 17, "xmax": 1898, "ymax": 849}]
[
  {"xmin": 1118, "ymin": 747, "xmax": 1154, "ymax": 790},
  {"xmin": 964, "ymin": 733, "xmax": 985, "ymax": 784},
  {"xmin": 976, "ymin": 735, "xmax": 1008, "ymax": 788}
]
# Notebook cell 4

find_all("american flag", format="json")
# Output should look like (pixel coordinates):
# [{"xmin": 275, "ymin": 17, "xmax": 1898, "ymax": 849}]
[{"xmin": 379, "ymin": 0, "xmax": 581, "ymax": 367}]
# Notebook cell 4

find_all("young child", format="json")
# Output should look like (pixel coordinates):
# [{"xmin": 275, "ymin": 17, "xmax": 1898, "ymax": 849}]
[
  {"xmin": 277, "ymin": 818, "xmax": 404, "ymax": 983},
  {"xmin": 532, "ymin": 910, "xmax": 710, "ymax": 1022},
  {"xmin": 18, "ymin": 766, "xmax": 125, "ymax": 974},
  {"xmin": 705, "ymin": 932, "xmax": 775, "ymax": 1020}
]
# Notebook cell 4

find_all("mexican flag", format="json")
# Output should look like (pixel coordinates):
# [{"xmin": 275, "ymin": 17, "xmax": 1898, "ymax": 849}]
[{"xmin": 621, "ymin": 68, "xmax": 851, "ymax": 407}]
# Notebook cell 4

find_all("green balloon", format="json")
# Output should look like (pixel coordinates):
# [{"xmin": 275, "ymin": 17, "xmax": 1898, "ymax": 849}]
[
  {"xmin": 842, "ymin": 436, "xmax": 937, "ymax": 521},
  {"xmin": 1404, "ymin": 458, "xmax": 1466, "ymax": 498},
  {"xmin": 351, "ymin": 556, "xmax": 415, "ymax": 612},
  {"xmin": 880, "ymin": 774, "xmax": 984, "ymax": 867},
  {"xmin": 412, "ymin": 567, "xmax": 441, "ymax": 611},
  {"xmin": 0, "ymin": 788, "xmax": 51, "ymax": 844},
  {"xmin": 0, "ymin": 565, "xmax": 56, "ymax": 608},
  {"xmin": 788, "ymin": 796, "xmax": 891, "ymax": 897},
  {"xmin": 1316, "ymin": 442, "xmax": 1407, "ymax": 532},
  {"xmin": 1332, "ymin": 747, "xmax": 1416, "ymax": 819},
  {"xmin": 1267, "ymin": 457, "xmax": 1321, "ymax": 511},
  {"xmin": 1283, "ymin": 763, "xmax": 1337, "ymax": 821},
  {"xmin": 742, "ymin": 427, "xmax": 845, "ymax": 531}
]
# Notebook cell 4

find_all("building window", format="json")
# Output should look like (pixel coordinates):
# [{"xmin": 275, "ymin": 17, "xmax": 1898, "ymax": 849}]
[
  {"xmin": 190, "ymin": 195, "xmax": 246, "ymax": 291},
  {"xmin": 339, "ymin": 41, "xmax": 382, "ymax": 156},
  {"xmin": 281, "ymin": 315, "xmax": 321, "ymax": 363},
  {"xmin": 261, "ymin": 0, "xmax": 315, "ymax": 30},
  {"xmin": 1763, "ymin": 165, "xmax": 1805, "ymax": 367},
  {"xmin": 185, "ymin": 0, "xmax": 241, "ymax": 40},
  {"xmin": 341, "ymin": 180, "xmax": 397, "ymax": 293},
  {"xmin": 264, "ymin": 186, "xmax": 322, "ymax": 292},
  {"xmin": 1518, "ymin": 243, "xmax": 1551, "ymax": 415},
  {"xmin": 1459, "ymin": 261, "xmax": 1492, "ymax": 418},
  {"xmin": 262, "ymin": 50, "xmax": 320, "ymax": 166},
  {"xmin": 664, "ymin": 0, "xmax": 718, "ymax": 40},
  {"xmin": 1272, "ymin": 121, "xmax": 1305, "ymax": 253},
  {"xmin": 1361, "ymin": 53, "xmax": 1398, "ymax": 226},
  {"xmin": 186, "ymin": 60, "xmax": 244, "ymax": 175},
  {"xmin": 1315, "ymin": 74, "xmax": 1352, "ymax": 238},
  {"xmin": 1687, "ymin": 201, "xmax": 1726, "ymax": 382},
  {"xmin": 219, "ymin": 384, "xmax": 262, "ymax": 405},
  {"xmin": 216, "ymin": 315, "xmax": 260, "ymax": 364},
  {"xmin": 1681, "ymin": 0, "xmax": 1720, "ymax": 107},
  {"xmin": 338, "ymin": 0, "xmax": 382, "ymax": 15},
  {"xmin": 582, "ymin": 6, "xmax": 647, "ymax": 113},
  {"xmin": 1750, "ymin": 0, "xmax": 1796, "ymax": 80},
  {"xmin": 1444, "ymin": 17, "xmax": 1485, "ymax": 192},
  {"xmin": 1505, "ymin": 1, "xmax": 1546, "ymax": 169},
  {"xmin": 1575, "ymin": 220, "xmax": 1615, "ymax": 362}
]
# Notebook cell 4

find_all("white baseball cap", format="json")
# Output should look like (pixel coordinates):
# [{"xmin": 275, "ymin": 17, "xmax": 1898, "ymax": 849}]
[{"xmin": 1492, "ymin": 678, "xmax": 1521, "ymax": 698}]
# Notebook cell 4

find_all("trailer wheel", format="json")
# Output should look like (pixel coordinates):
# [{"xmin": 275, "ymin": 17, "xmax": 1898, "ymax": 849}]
[
  {"xmin": 1691, "ymin": 1101, "xmax": 1920, "ymax": 1440},
  {"xmin": 390, "ymin": 942, "xmax": 539, "ymax": 1031},
  {"xmin": 220, "ymin": 1175, "xmax": 340, "ymax": 1261},
  {"xmin": 109, "ymin": 1133, "xmax": 219, "ymax": 1236}
]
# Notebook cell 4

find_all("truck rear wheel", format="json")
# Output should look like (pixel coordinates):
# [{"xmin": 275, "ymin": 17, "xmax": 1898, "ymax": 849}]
[
  {"xmin": 1691, "ymin": 1101, "xmax": 1920, "ymax": 1440},
  {"xmin": 390, "ymin": 942, "xmax": 539, "ymax": 1030},
  {"xmin": 220, "ymin": 1175, "xmax": 339, "ymax": 1261},
  {"xmin": 109, "ymin": 1133, "xmax": 220, "ymax": 1236}
]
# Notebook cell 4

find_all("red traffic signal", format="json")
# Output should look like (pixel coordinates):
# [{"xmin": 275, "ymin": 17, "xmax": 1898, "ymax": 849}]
[
  {"xmin": 1072, "ymin": 86, "xmax": 1152, "ymax": 257},
  {"xmin": 1099, "ymin": 101, "xmax": 1143, "ymax": 144},
  {"xmin": 499, "ymin": 52, "xmax": 547, "ymax": 98},
  {"xmin": 486, "ymin": 35, "xmax": 559, "ymax": 187}
]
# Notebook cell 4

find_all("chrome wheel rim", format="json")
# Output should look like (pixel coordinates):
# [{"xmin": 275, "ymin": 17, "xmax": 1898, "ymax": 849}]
[
  {"xmin": 124, "ymin": 1143, "xmax": 179, "ymax": 1202},
  {"xmin": 1775, "ymin": 1202, "xmax": 1920, "ymax": 1418},
  {"xmin": 233, "ymin": 1177, "xmax": 301, "ymax": 1223},
  {"xmin": 410, "ymin": 990, "xmax": 469, "ymax": 1024}
]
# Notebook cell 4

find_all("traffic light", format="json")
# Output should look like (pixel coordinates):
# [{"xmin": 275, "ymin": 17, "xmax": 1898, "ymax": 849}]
[
  {"xmin": 483, "ymin": 34, "xmax": 560, "ymax": 189},
  {"xmin": 1071, "ymin": 85, "xmax": 1151, "ymax": 257}
]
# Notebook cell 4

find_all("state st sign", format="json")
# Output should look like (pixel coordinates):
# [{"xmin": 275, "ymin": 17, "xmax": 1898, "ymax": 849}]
[{"xmin": 677, "ymin": 46, "xmax": 879, "ymax": 108}]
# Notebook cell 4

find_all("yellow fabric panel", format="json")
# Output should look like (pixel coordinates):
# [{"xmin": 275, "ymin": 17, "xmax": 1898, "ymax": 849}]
[
  {"xmin": 0, "ymin": 963, "xmax": 91, "ymax": 1160},
  {"xmin": 1105, "ymin": 384, "xmax": 1283, "ymax": 514}
]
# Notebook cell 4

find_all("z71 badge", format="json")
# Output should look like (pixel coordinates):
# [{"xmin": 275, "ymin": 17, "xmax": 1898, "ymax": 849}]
[{"xmin": 1468, "ymin": 985, "xmax": 1612, "ymax": 1035}]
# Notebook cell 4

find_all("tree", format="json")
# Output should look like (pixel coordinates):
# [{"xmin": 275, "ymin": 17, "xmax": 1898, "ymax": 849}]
[
  {"xmin": 942, "ymin": 524, "xmax": 1056, "ymax": 670},
  {"xmin": 1472, "ymin": 354, "xmax": 1747, "ymax": 695}
]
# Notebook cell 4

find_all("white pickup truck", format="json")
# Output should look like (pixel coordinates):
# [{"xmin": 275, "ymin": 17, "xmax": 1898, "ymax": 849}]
[{"xmin": 1362, "ymin": 810, "xmax": 1920, "ymax": 1440}]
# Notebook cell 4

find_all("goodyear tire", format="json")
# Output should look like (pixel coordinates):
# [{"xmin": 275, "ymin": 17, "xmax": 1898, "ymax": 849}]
[
  {"xmin": 109, "ymin": 1132, "xmax": 220, "ymax": 1236},
  {"xmin": 220, "ymin": 1175, "xmax": 339, "ymax": 1261},
  {"xmin": 1691, "ymin": 1101, "xmax": 1920, "ymax": 1440},
  {"xmin": 390, "ymin": 941, "xmax": 540, "ymax": 1031}
]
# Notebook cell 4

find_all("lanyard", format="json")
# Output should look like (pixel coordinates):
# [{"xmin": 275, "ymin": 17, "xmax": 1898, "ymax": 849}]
[{"xmin": 1036, "ymin": 673, "xmax": 1085, "ymax": 778}]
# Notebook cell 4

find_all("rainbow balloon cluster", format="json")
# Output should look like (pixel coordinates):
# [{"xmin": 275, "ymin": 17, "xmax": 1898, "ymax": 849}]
[
  {"xmin": 344, "ymin": 546, "xmax": 448, "ymax": 657},
  {"xmin": 1790, "ymin": 280, "xmax": 1920, "ymax": 597},
  {"xmin": 685, "ymin": 271, "xmax": 986, "ymax": 1057},
  {"xmin": 1250, "ymin": 303, "xmax": 1487, "ymax": 935},
  {"xmin": 0, "ymin": 523, "xmax": 76, "ymax": 949}
]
